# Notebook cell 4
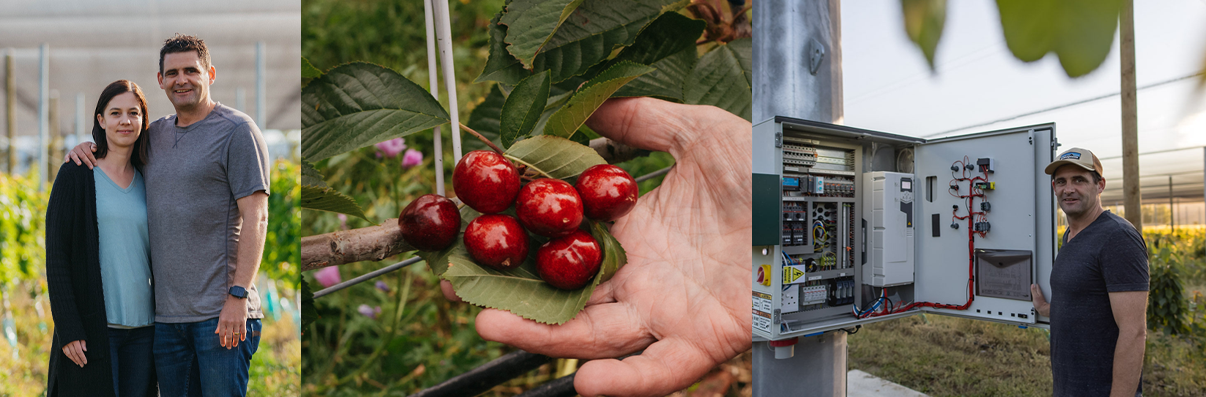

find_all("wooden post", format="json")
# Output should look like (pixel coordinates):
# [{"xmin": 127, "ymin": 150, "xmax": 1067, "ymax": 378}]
[
  {"xmin": 1120, "ymin": 0, "xmax": 1142, "ymax": 232},
  {"xmin": 1169, "ymin": 175, "xmax": 1174, "ymax": 228}
]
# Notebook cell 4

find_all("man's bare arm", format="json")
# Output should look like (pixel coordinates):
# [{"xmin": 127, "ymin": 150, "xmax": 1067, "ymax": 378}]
[
  {"xmin": 215, "ymin": 191, "xmax": 269, "ymax": 348},
  {"xmin": 1108, "ymin": 290, "xmax": 1147, "ymax": 397}
]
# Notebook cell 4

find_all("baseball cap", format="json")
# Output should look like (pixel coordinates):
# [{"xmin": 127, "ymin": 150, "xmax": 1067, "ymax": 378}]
[{"xmin": 1044, "ymin": 147, "xmax": 1103, "ymax": 175}]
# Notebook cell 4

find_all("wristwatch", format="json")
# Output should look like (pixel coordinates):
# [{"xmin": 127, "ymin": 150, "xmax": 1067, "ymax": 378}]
[{"xmin": 228, "ymin": 285, "xmax": 249, "ymax": 299}]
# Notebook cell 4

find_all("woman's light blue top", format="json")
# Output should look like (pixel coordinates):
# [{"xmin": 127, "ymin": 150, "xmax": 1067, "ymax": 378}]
[{"xmin": 94, "ymin": 167, "xmax": 154, "ymax": 328}]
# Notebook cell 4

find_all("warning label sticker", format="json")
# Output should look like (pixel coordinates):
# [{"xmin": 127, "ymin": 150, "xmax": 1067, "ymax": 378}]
[
  {"xmin": 753, "ymin": 291, "xmax": 772, "ymax": 313},
  {"xmin": 752, "ymin": 292, "xmax": 772, "ymax": 334},
  {"xmin": 783, "ymin": 265, "xmax": 805, "ymax": 284},
  {"xmin": 753, "ymin": 313, "xmax": 772, "ymax": 334}
]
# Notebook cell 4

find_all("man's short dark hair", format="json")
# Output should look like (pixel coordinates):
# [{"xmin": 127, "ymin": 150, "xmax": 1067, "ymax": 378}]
[{"xmin": 159, "ymin": 34, "xmax": 210, "ymax": 75}]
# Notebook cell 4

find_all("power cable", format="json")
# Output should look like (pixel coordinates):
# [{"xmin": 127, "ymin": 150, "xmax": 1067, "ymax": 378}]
[{"xmin": 916, "ymin": 71, "xmax": 1201, "ymax": 137}]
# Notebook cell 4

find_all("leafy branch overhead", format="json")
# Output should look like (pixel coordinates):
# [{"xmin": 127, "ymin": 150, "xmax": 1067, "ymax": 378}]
[{"xmin": 902, "ymin": 0, "xmax": 1125, "ymax": 78}]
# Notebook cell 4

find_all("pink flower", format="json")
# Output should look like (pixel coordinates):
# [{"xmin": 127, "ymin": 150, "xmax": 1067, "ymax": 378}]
[
  {"xmin": 357, "ymin": 304, "xmax": 382, "ymax": 319},
  {"xmin": 314, "ymin": 266, "xmax": 341, "ymax": 288},
  {"xmin": 375, "ymin": 138, "xmax": 407, "ymax": 158},
  {"xmin": 401, "ymin": 149, "xmax": 423, "ymax": 169},
  {"xmin": 337, "ymin": 213, "xmax": 348, "ymax": 230}
]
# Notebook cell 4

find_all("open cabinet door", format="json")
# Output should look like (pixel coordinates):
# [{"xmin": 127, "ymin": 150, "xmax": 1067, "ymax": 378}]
[{"xmin": 914, "ymin": 124, "xmax": 1058, "ymax": 327}]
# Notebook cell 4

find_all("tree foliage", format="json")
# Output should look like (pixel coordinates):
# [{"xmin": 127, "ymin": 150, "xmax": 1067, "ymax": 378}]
[{"xmin": 901, "ymin": 0, "xmax": 1126, "ymax": 78}]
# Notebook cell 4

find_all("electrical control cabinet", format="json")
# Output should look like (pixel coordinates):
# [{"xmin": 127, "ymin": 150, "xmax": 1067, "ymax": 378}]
[{"xmin": 752, "ymin": 116, "xmax": 1058, "ymax": 341}]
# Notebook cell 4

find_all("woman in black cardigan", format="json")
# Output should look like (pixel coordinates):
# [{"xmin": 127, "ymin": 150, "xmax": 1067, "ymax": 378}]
[{"xmin": 45, "ymin": 80, "xmax": 156, "ymax": 396}]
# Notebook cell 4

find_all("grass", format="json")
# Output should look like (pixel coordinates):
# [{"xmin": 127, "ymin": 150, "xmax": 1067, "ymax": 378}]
[
  {"xmin": 0, "ymin": 282, "xmax": 300, "ymax": 396},
  {"xmin": 850, "ymin": 223, "xmax": 1206, "ymax": 396},
  {"xmin": 850, "ymin": 315, "xmax": 1053, "ymax": 396},
  {"xmin": 851, "ymin": 314, "xmax": 1206, "ymax": 396}
]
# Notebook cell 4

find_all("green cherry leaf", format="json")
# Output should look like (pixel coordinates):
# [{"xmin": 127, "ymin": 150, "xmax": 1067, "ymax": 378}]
[{"xmin": 500, "ymin": 71, "xmax": 552, "ymax": 148}]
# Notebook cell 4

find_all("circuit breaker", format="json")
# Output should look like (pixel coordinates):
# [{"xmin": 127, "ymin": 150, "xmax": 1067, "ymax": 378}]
[{"xmin": 752, "ymin": 116, "xmax": 1058, "ymax": 342}]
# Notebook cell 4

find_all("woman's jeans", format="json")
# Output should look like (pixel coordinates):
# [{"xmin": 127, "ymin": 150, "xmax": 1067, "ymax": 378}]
[{"xmin": 107, "ymin": 325, "xmax": 157, "ymax": 397}]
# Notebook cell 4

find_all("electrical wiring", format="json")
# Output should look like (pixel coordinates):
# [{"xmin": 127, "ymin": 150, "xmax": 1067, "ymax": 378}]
[{"xmin": 856, "ymin": 154, "xmax": 991, "ymax": 319}]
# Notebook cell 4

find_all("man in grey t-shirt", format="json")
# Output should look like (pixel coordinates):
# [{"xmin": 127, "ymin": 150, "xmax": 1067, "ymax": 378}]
[
  {"xmin": 68, "ymin": 34, "xmax": 270, "ymax": 396},
  {"xmin": 1030, "ymin": 147, "xmax": 1147, "ymax": 396}
]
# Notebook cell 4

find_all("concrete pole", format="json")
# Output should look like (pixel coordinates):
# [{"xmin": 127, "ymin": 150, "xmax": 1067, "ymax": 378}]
[
  {"xmin": 256, "ymin": 42, "xmax": 266, "ymax": 128},
  {"xmin": 1120, "ymin": 0, "xmax": 1142, "ymax": 232},
  {"xmin": 751, "ymin": 1, "xmax": 847, "ymax": 396},
  {"xmin": 38, "ymin": 44, "xmax": 48, "ymax": 191},
  {"xmin": 48, "ymin": 91, "xmax": 60, "ymax": 182},
  {"xmin": 6, "ymin": 49, "xmax": 14, "ymax": 174}
]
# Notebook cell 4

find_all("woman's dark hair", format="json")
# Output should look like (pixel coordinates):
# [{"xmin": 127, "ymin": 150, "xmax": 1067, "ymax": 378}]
[{"xmin": 92, "ymin": 80, "xmax": 150, "ymax": 169}]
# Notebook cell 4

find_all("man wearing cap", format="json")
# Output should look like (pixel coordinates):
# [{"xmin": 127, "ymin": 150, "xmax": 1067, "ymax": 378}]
[{"xmin": 1031, "ymin": 147, "xmax": 1148, "ymax": 397}]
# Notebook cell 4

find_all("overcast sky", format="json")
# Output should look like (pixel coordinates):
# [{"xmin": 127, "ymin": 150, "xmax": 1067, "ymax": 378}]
[{"xmin": 841, "ymin": 0, "xmax": 1206, "ymax": 203}]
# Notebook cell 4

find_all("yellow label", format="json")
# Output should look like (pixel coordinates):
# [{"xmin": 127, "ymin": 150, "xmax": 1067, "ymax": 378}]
[{"xmin": 783, "ymin": 266, "xmax": 805, "ymax": 284}]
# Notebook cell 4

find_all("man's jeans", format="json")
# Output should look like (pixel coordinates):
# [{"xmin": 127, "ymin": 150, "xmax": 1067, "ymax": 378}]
[
  {"xmin": 153, "ymin": 318, "xmax": 261, "ymax": 397},
  {"xmin": 108, "ymin": 325, "xmax": 157, "ymax": 397}
]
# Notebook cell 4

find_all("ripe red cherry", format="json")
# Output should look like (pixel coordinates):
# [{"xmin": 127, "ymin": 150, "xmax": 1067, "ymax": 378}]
[
  {"xmin": 574, "ymin": 164, "xmax": 638, "ymax": 221},
  {"xmin": 516, "ymin": 178, "xmax": 583, "ymax": 238},
  {"xmin": 398, "ymin": 194, "xmax": 461, "ymax": 251},
  {"xmin": 453, "ymin": 150, "xmax": 520, "ymax": 214},
  {"xmin": 536, "ymin": 230, "xmax": 603, "ymax": 290},
  {"xmin": 463, "ymin": 214, "xmax": 529, "ymax": 270}
]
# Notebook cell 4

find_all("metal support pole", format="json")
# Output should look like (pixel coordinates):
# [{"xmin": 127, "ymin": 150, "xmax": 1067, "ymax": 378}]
[
  {"xmin": 236, "ymin": 87, "xmax": 246, "ymax": 113},
  {"xmin": 5, "ymin": 49, "xmax": 14, "ymax": 174},
  {"xmin": 431, "ymin": 0, "xmax": 463, "ymax": 165},
  {"xmin": 424, "ymin": 0, "xmax": 445, "ymax": 196},
  {"xmin": 38, "ymin": 43, "xmax": 48, "ymax": 190},
  {"xmin": 47, "ymin": 91, "xmax": 60, "ymax": 182},
  {"xmin": 1169, "ymin": 175, "xmax": 1174, "ymax": 228},
  {"xmin": 256, "ymin": 41, "xmax": 266, "ymax": 128},
  {"xmin": 74, "ymin": 92, "xmax": 84, "ymax": 145},
  {"xmin": 1120, "ymin": 0, "xmax": 1142, "ymax": 232},
  {"xmin": 752, "ymin": 1, "xmax": 846, "ymax": 396}
]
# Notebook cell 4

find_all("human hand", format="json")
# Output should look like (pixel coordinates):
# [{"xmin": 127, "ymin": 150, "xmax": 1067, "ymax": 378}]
[
  {"xmin": 448, "ymin": 97, "xmax": 752, "ymax": 397},
  {"xmin": 1031, "ymin": 284, "xmax": 1050, "ymax": 317},
  {"xmin": 64, "ymin": 141, "xmax": 98, "ymax": 169},
  {"xmin": 215, "ymin": 295, "xmax": 248, "ymax": 349},
  {"xmin": 62, "ymin": 339, "xmax": 87, "ymax": 367}
]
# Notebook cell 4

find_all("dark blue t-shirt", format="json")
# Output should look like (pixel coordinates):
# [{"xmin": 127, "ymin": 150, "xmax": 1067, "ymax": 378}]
[{"xmin": 1050, "ymin": 210, "xmax": 1148, "ymax": 396}]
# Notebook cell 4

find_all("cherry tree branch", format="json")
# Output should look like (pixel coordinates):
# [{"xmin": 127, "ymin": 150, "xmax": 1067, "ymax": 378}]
[{"xmin": 301, "ymin": 219, "xmax": 412, "ymax": 271}]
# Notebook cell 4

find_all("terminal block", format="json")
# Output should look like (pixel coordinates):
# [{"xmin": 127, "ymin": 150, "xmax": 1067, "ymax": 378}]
[
  {"xmin": 974, "ymin": 221, "xmax": 991, "ymax": 232},
  {"xmin": 980, "ymin": 202, "xmax": 991, "ymax": 212}
]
